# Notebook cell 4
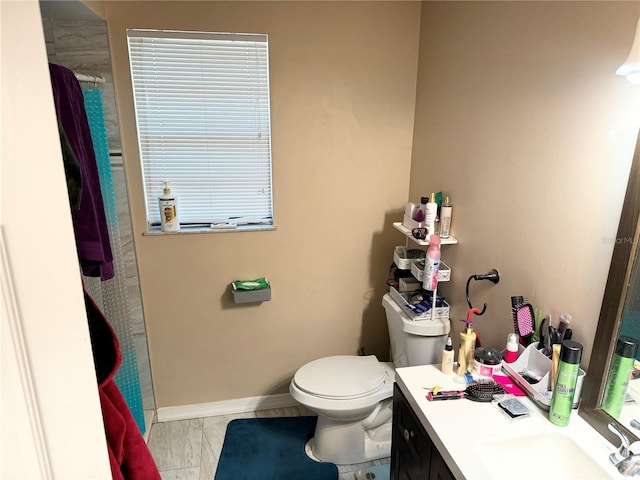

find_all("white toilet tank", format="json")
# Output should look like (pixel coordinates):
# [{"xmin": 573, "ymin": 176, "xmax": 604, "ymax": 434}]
[{"xmin": 382, "ymin": 293, "xmax": 450, "ymax": 368}]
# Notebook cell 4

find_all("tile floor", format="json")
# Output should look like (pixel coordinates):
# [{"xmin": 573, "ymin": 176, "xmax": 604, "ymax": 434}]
[{"xmin": 147, "ymin": 405, "xmax": 390, "ymax": 480}]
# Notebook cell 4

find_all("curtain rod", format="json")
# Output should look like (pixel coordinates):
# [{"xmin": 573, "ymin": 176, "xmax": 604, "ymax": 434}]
[{"xmin": 74, "ymin": 72, "xmax": 106, "ymax": 84}]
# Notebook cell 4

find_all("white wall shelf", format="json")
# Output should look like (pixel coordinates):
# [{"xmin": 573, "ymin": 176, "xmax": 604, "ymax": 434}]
[{"xmin": 392, "ymin": 222, "xmax": 458, "ymax": 246}]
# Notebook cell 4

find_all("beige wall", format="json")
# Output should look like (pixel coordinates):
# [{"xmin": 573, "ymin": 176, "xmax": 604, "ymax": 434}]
[
  {"xmin": 104, "ymin": 1, "xmax": 421, "ymax": 407},
  {"xmin": 411, "ymin": 1, "xmax": 640, "ymax": 366}
]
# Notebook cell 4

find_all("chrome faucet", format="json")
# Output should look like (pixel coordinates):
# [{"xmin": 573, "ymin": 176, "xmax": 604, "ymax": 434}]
[{"xmin": 609, "ymin": 422, "xmax": 640, "ymax": 476}]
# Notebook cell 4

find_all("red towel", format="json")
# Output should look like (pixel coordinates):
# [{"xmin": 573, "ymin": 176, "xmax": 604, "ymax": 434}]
[{"xmin": 84, "ymin": 289, "xmax": 160, "ymax": 480}]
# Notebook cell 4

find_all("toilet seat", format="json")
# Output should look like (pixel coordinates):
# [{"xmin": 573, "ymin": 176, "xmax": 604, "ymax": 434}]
[
  {"xmin": 292, "ymin": 355, "xmax": 387, "ymax": 400},
  {"xmin": 293, "ymin": 355, "xmax": 386, "ymax": 399}
]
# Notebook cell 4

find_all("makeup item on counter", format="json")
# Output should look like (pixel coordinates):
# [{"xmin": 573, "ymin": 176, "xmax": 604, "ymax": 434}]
[
  {"xmin": 493, "ymin": 374, "xmax": 526, "ymax": 396},
  {"xmin": 413, "ymin": 196, "xmax": 428, "ymax": 223},
  {"xmin": 425, "ymin": 192, "xmax": 438, "ymax": 236},
  {"xmin": 457, "ymin": 308, "xmax": 480, "ymax": 375},
  {"xmin": 514, "ymin": 302, "xmax": 535, "ymax": 346},
  {"xmin": 439, "ymin": 196, "xmax": 453, "ymax": 238},
  {"xmin": 549, "ymin": 340, "xmax": 583, "ymax": 426},
  {"xmin": 158, "ymin": 180, "xmax": 180, "ymax": 232},
  {"xmin": 519, "ymin": 369, "xmax": 543, "ymax": 384},
  {"xmin": 473, "ymin": 347, "xmax": 503, "ymax": 377},
  {"xmin": 494, "ymin": 396, "xmax": 531, "ymax": 420},
  {"xmin": 422, "ymin": 235, "xmax": 441, "ymax": 291},
  {"xmin": 603, "ymin": 336, "xmax": 640, "ymax": 418},
  {"xmin": 550, "ymin": 343, "xmax": 561, "ymax": 392},
  {"xmin": 558, "ymin": 312, "xmax": 572, "ymax": 338},
  {"xmin": 504, "ymin": 333, "xmax": 519, "ymax": 363},
  {"xmin": 427, "ymin": 379, "xmax": 505, "ymax": 402},
  {"xmin": 441, "ymin": 337, "xmax": 454, "ymax": 374}
]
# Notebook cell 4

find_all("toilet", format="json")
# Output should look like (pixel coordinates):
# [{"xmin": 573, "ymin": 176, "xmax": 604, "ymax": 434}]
[{"xmin": 289, "ymin": 293, "xmax": 450, "ymax": 465}]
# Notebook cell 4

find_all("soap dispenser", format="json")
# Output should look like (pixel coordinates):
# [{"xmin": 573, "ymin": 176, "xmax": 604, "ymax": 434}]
[
  {"xmin": 158, "ymin": 180, "xmax": 180, "ymax": 232},
  {"xmin": 457, "ymin": 308, "xmax": 481, "ymax": 376}
]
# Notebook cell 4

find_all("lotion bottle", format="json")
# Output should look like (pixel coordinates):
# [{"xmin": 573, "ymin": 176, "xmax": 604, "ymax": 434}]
[
  {"xmin": 457, "ymin": 308, "xmax": 480, "ymax": 376},
  {"xmin": 159, "ymin": 180, "xmax": 180, "ymax": 232},
  {"xmin": 425, "ymin": 192, "xmax": 438, "ymax": 236},
  {"xmin": 422, "ymin": 234, "xmax": 441, "ymax": 291},
  {"xmin": 441, "ymin": 337, "xmax": 454, "ymax": 374}
]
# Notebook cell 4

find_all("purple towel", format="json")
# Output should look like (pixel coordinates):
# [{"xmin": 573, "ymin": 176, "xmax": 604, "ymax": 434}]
[{"xmin": 49, "ymin": 63, "xmax": 113, "ymax": 280}]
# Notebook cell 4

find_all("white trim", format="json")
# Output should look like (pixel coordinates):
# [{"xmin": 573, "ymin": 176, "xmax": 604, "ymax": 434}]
[
  {"xmin": 127, "ymin": 28, "xmax": 267, "ymax": 43},
  {"xmin": 1, "ymin": 227, "xmax": 53, "ymax": 479},
  {"xmin": 156, "ymin": 393, "xmax": 298, "ymax": 423},
  {"xmin": 143, "ymin": 409, "xmax": 156, "ymax": 444}
]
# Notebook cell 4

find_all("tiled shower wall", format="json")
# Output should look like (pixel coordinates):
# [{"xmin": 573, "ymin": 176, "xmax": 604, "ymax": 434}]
[{"xmin": 43, "ymin": 17, "xmax": 154, "ymax": 411}]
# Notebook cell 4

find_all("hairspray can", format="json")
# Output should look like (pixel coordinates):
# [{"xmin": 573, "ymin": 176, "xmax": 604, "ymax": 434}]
[
  {"xmin": 603, "ymin": 336, "xmax": 639, "ymax": 418},
  {"xmin": 549, "ymin": 340, "xmax": 582, "ymax": 426}
]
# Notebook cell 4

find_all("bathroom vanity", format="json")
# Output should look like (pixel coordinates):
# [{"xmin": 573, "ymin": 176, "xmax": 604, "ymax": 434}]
[{"xmin": 391, "ymin": 365, "xmax": 624, "ymax": 479}]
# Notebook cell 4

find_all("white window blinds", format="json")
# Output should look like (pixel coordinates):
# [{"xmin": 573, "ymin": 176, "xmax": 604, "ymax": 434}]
[{"xmin": 127, "ymin": 29, "xmax": 273, "ymax": 228}]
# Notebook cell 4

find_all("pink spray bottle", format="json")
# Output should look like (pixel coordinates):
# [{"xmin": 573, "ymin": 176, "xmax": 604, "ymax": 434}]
[{"xmin": 422, "ymin": 234, "xmax": 441, "ymax": 292}]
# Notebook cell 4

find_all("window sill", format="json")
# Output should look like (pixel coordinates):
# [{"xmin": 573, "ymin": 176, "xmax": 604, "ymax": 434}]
[{"xmin": 143, "ymin": 224, "xmax": 276, "ymax": 236}]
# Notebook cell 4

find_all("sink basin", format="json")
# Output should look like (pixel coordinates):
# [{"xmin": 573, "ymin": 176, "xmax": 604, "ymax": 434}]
[{"xmin": 476, "ymin": 432, "xmax": 612, "ymax": 479}]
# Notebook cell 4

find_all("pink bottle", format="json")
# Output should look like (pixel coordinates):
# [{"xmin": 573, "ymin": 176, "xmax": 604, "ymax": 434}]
[
  {"xmin": 422, "ymin": 234, "xmax": 441, "ymax": 291},
  {"xmin": 504, "ymin": 333, "xmax": 518, "ymax": 363}
]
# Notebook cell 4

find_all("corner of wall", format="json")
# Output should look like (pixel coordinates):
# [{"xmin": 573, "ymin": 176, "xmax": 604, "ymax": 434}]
[{"xmin": 81, "ymin": 1, "xmax": 106, "ymax": 20}]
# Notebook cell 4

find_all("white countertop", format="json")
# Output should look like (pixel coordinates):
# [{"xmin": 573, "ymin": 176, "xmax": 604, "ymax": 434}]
[{"xmin": 395, "ymin": 364, "xmax": 624, "ymax": 479}]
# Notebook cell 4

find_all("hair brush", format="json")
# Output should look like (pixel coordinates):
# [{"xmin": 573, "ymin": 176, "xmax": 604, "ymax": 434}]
[
  {"xmin": 427, "ymin": 380, "xmax": 505, "ymax": 402},
  {"xmin": 513, "ymin": 302, "xmax": 535, "ymax": 346}
]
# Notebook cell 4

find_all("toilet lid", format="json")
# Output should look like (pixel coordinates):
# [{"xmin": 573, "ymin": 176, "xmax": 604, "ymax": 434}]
[{"xmin": 293, "ymin": 355, "xmax": 386, "ymax": 399}]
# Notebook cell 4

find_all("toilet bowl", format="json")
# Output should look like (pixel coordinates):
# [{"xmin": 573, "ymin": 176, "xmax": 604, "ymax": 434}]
[
  {"xmin": 289, "ymin": 293, "xmax": 450, "ymax": 465},
  {"xmin": 290, "ymin": 355, "xmax": 394, "ymax": 465}
]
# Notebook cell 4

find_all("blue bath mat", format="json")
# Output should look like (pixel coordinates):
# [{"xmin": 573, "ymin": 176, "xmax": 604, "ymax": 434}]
[{"xmin": 214, "ymin": 416, "xmax": 338, "ymax": 480}]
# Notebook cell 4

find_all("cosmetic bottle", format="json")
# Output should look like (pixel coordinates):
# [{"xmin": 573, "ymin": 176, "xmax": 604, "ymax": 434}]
[
  {"xmin": 457, "ymin": 308, "xmax": 480, "ymax": 376},
  {"xmin": 548, "ymin": 340, "xmax": 583, "ymax": 426},
  {"xmin": 603, "ymin": 336, "xmax": 639, "ymax": 418},
  {"xmin": 422, "ymin": 234, "xmax": 441, "ymax": 291},
  {"xmin": 440, "ymin": 196, "xmax": 453, "ymax": 238},
  {"xmin": 159, "ymin": 180, "xmax": 180, "ymax": 232},
  {"xmin": 441, "ymin": 337, "xmax": 454, "ymax": 374},
  {"xmin": 504, "ymin": 333, "xmax": 518, "ymax": 363},
  {"xmin": 425, "ymin": 192, "xmax": 438, "ymax": 236},
  {"xmin": 413, "ymin": 197, "xmax": 428, "ymax": 223},
  {"xmin": 558, "ymin": 312, "xmax": 572, "ymax": 338}
]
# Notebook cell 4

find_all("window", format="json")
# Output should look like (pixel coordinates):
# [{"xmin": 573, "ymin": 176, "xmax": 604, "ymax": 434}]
[{"xmin": 127, "ymin": 29, "xmax": 273, "ymax": 231}]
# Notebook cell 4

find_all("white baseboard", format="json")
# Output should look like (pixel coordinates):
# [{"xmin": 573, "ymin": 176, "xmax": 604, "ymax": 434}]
[
  {"xmin": 143, "ymin": 409, "xmax": 155, "ymax": 443},
  {"xmin": 156, "ymin": 393, "xmax": 299, "ymax": 423}
]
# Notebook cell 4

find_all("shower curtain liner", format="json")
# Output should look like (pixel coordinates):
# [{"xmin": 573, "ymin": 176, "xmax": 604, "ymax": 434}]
[{"xmin": 82, "ymin": 88, "xmax": 145, "ymax": 434}]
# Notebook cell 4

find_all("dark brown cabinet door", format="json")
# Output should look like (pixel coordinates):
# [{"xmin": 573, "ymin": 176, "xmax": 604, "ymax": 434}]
[{"xmin": 391, "ymin": 384, "xmax": 456, "ymax": 480}]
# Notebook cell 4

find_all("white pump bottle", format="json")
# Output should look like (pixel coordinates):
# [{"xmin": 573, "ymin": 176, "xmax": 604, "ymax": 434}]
[{"xmin": 159, "ymin": 180, "xmax": 180, "ymax": 232}]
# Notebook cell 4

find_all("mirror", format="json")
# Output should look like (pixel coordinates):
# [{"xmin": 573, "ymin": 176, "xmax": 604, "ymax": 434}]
[{"xmin": 579, "ymin": 129, "xmax": 640, "ymax": 444}]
